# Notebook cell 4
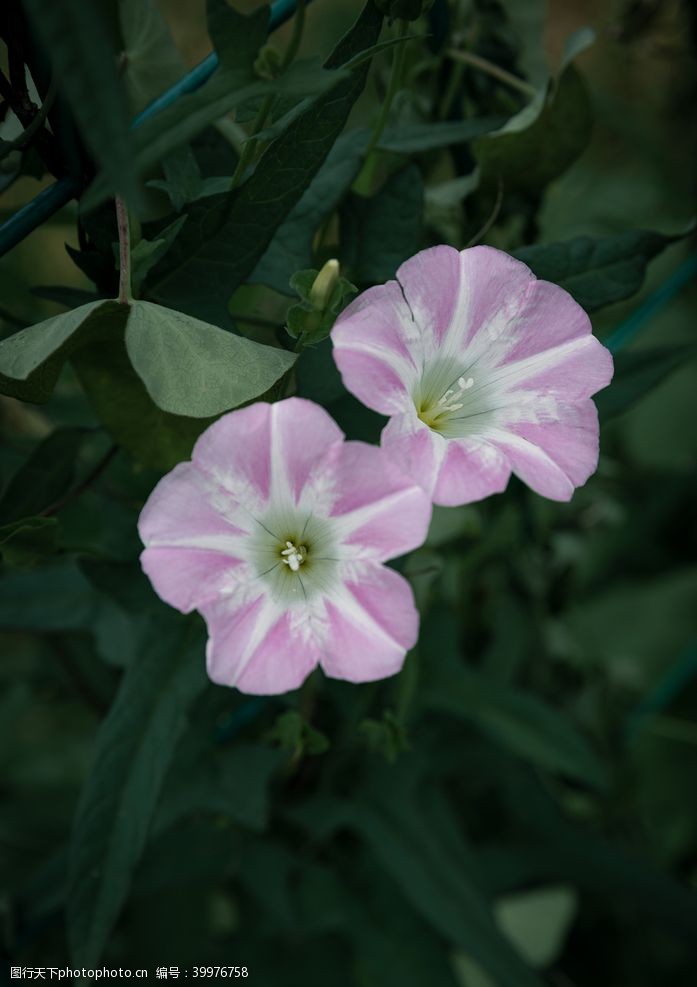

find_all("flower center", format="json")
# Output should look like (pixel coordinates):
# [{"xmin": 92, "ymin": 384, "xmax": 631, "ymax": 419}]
[
  {"xmin": 280, "ymin": 539, "xmax": 307, "ymax": 572},
  {"xmin": 418, "ymin": 374, "xmax": 475, "ymax": 430}
]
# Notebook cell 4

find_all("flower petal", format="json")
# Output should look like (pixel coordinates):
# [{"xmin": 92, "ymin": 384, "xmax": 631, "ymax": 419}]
[
  {"xmin": 327, "ymin": 440, "xmax": 432, "ymax": 560},
  {"xmin": 500, "ymin": 400, "xmax": 600, "ymax": 495},
  {"xmin": 138, "ymin": 461, "xmax": 248, "ymax": 550},
  {"xmin": 193, "ymin": 402, "xmax": 273, "ymax": 509},
  {"xmin": 321, "ymin": 565, "xmax": 417, "ymax": 683},
  {"xmin": 499, "ymin": 334, "xmax": 614, "ymax": 402},
  {"xmin": 395, "ymin": 244, "xmax": 467, "ymax": 349},
  {"xmin": 140, "ymin": 547, "xmax": 244, "ymax": 613},
  {"xmin": 202, "ymin": 594, "xmax": 319, "ymax": 694},
  {"xmin": 433, "ymin": 437, "xmax": 511, "ymax": 506},
  {"xmin": 269, "ymin": 397, "xmax": 344, "ymax": 504},
  {"xmin": 331, "ymin": 282, "xmax": 418, "ymax": 415},
  {"xmin": 380, "ymin": 410, "xmax": 445, "ymax": 497}
]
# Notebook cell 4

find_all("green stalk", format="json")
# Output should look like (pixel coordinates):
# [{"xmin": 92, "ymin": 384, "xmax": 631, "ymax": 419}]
[
  {"xmin": 354, "ymin": 19, "xmax": 410, "ymax": 196},
  {"xmin": 115, "ymin": 197, "xmax": 131, "ymax": 304}
]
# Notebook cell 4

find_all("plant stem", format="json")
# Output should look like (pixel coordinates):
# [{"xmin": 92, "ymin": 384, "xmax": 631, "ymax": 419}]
[
  {"xmin": 367, "ymin": 20, "xmax": 410, "ymax": 157},
  {"xmin": 354, "ymin": 20, "xmax": 410, "ymax": 195},
  {"xmin": 446, "ymin": 48, "xmax": 536, "ymax": 98},
  {"xmin": 395, "ymin": 648, "xmax": 419, "ymax": 725},
  {"xmin": 229, "ymin": 0, "xmax": 307, "ymax": 191},
  {"xmin": 115, "ymin": 197, "xmax": 131, "ymax": 304}
]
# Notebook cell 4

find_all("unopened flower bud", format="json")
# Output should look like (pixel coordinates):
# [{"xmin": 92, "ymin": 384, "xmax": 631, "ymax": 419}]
[
  {"xmin": 374, "ymin": 0, "xmax": 434, "ymax": 21},
  {"xmin": 309, "ymin": 259, "xmax": 340, "ymax": 311}
]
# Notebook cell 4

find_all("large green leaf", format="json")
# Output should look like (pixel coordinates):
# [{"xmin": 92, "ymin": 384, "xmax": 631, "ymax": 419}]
[
  {"xmin": 125, "ymin": 301, "xmax": 296, "ymax": 418},
  {"xmin": 425, "ymin": 663, "xmax": 607, "ymax": 788},
  {"xmin": 145, "ymin": 1, "xmax": 384, "ymax": 324},
  {"xmin": 341, "ymin": 164, "xmax": 424, "ymax": 283},
  {"xmin": 67, "ymin": 617, "xmax": 207, "ymax": 967},
  {"xmin": 596, "ymin": 344, "xmax": 697, "ymax": 422},
  {"xmin": 515, "ymin": 227, "xmax": 690, "ymax": 312},
  {"xmin": 0, "ymin": 301, "xmax": 125, "ymax": 402},
  {"xmin": 473, "ymin": 29, "xmax": 594, "ymax": 194},
  {"xmin": 23, "ymin": 0, "xmax": 139, "ymax": 205}
]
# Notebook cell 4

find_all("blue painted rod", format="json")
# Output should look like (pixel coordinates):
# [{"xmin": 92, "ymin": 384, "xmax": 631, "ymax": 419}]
[{"xmin": 0, "ymin": 0, "xmax": 308, "ymax": 257}]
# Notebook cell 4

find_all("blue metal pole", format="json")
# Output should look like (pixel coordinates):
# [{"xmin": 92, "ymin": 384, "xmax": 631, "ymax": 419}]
[{"xmin": 0, "ymin": 0, "xmax": 308, "ymax": 257}]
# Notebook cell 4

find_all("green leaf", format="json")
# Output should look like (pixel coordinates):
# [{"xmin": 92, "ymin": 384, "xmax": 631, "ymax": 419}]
[
  {"xmin": 129, "ymin": 217, "xmax": 188, "ymax": 294},
  {"xmin": 251, "ymin": 131, "xmax": 367, "ymax": 295},
  {"xmin": 267, "ymin": 710, "xmax": 329, "ymax": 758},
  {"xmin": 125, "ymin": 301, "xmax": 296, "ymax": 418},
  {"xmin": 0, "ymin": 516, "xmax": 59, "ymax": 569},
  {"xmin": 514, "ymin": 227, "xmax": 691, "ymax": 312},
  {"xmin": 0, "ymin": 427, "xmax": 88, "ymax": 522},
  {"xmin": 118, "ymin": 0, "xmax": 186, "ymax": 114},
  {"xmin": 148, "ymin": 145, "xmax": 205, "ymax": 211},
  {"xmin": 596, "ymin": 344, "xmax": 697, "ymax": 423},
  {"xmin": 144, "ymin": 1, "xmax": 384, "ymax": 324},
  {"xmin": 0, "ymin": 301, "xmax": 126, "ymax": 403},
  {"xmin": 23, "ymin": 0, "xmax": 139, "ymax": 206},
  {"xmin": 0, "ymin": 560, "xmax": 105, "ymax": 631},
  {"xmin": 342, "ymin": 164, "xmax": 424, "ymax": 283},
  {"xmin": 71, "ymin": 334, "xmax": 209, "ymax": 471},
  {"xmin": 494, "ymin": 886, "xmax": 577, "ymax": 969},
  {"xmin": 67, "ymin": 617, "xmax": 207, "ymax": 967},
  {"xmin": 425, "ymin": 663, "xmax": 607, "ymax": 788},
  {"xmin": 377, "ymin": 116, "xmax": 505, "ymax": 154},
  {"xmin": 473, "ymin": 28, "xmax": 594, "ymax": 194}
]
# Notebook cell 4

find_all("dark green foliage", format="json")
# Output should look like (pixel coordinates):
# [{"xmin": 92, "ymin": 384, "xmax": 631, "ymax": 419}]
[
  {"xmin": 144, "ymin": 2, "xmax": 384, "ymax": 324},
  {"xmin": 516, "ymin": 227, "xmax": 692, "ymax": 311},
  {"xmin": 2, "ymin": 0, "xmax": 697, "ymax": 983},
  {"xmin": 22, "ymin": 0, "xmax": 139, "ymax": 204}
]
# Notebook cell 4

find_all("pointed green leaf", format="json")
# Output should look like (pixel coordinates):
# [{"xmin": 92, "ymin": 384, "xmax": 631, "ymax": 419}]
[
  {"xmin": 0, "ymin": 301, "xmax": 125, "ymax": 402},
  {"xmin": 125, "ymin": 301, "xmax": 296, "ymax": 418},
  {"xmin": 66, "ymin": 618, "xmax": 207, "ymax": 967},
  {"xmin": 514, "ymin": 227, "xmax": 692, "ymax": 312},
  {"xmin": 425, "ymin": 663, "xmax": 607, "ymax": 788},
  {"xmin": 596, "ymin": 344, "xmax": 697, "ymax": 422},
  {"xmin": 473, "ymin": 29, "xmax": 594, "ymax": 194},
  {"xmin": 342, "ymin": 164, "xmax": 424, "ymax": 284}
]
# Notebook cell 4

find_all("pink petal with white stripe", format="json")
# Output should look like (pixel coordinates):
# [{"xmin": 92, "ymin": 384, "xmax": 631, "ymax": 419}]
[
  {"xmin": 321, "ymin": 566, "xmax": 418, "ymax": 683},
  {"xmin": 328, "ymin": 440, "xmax": 432, "ymax": 560},
  {"xmin": 433, "ymin": 437, "xmax": 511, "ymax": 506}
]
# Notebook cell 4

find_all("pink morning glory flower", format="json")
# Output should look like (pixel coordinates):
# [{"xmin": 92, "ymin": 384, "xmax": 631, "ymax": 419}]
[
  {"xmin": 138, "ymin": 398, "xmax": 431, "ymax": 695},
  {"xmin": 331, "ymin": 245, "xmax": 613, "ymax": 506}
]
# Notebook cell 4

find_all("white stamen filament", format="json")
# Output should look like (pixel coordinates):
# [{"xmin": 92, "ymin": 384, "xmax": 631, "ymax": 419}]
[
  {"xmin": 281, "ymin": 540, "xmax": 306, "ymax": 572},
  {"xmin": 436, "ymin": 375, "xmax": 474, "ymax": 413}
]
